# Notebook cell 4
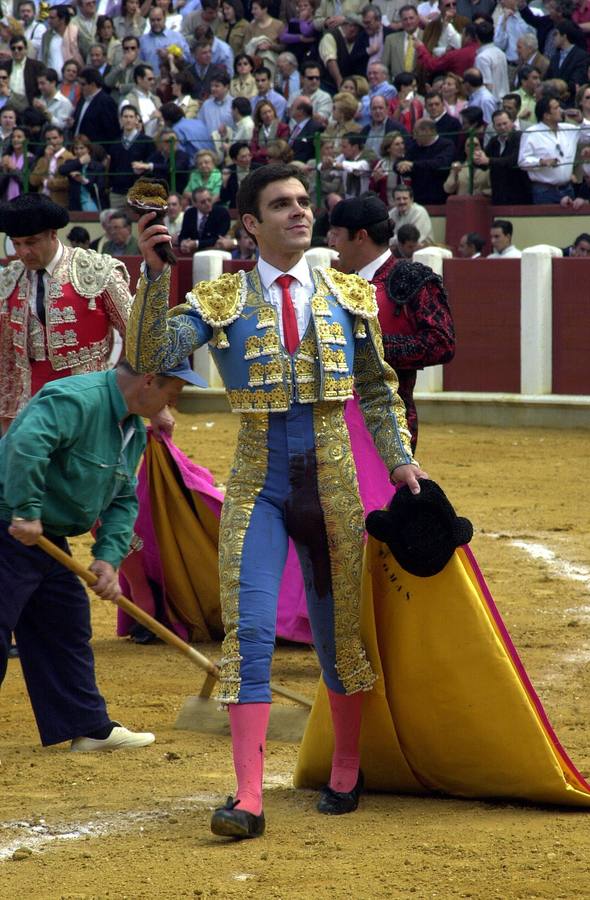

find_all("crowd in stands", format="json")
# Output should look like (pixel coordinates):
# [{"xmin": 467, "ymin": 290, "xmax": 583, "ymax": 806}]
[{"xmin": 3, "ymin": 0, "xmax": 590, "ymax": 257}]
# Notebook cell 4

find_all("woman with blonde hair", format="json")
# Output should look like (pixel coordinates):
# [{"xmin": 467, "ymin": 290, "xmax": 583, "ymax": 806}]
[
  {"xmin": 340, "ymin": 74, "xmax": 369, "ymax": 101},
  {"xmin": 441, "ymin": 72, "xmax": 466, "ymax": 118},
  {"xmin": 324, "ymin": 91, "xmax": 362, "ymax": 147},
  {"xmin": 266, "ymin": 138, "xmax": 295, "ymax": 164}
]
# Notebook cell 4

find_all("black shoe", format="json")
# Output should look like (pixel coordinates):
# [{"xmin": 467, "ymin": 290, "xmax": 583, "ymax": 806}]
[
  {"xmin": 317, "ymin": 771, "xmax": 364, "ymax": 815},
  {"xmin": 210, "ymin": 797, "xmax": 265, "ymax": 839}
]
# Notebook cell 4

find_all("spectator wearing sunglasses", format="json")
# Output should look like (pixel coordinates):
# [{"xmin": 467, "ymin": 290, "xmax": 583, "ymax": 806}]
[
  {"xmin": 421, "ymin": 0, "xmax": 468, "ymax": 59},
  {"xmin": 518, "ymin": 94, "xmax": 590, "ymax": 203}
]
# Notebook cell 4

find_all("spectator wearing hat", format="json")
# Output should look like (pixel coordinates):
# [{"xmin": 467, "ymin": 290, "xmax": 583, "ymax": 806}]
[
  {"xmin": 328, "ymin": 192, "xmax": 454, "ymax": 452},
  {"xmin": 319, "ymin": 15, "xmax": 369, "ymax": 92}
]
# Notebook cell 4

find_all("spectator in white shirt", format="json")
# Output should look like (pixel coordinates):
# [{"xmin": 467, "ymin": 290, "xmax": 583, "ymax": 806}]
[
  {"xmin": 488, "ymin": 219, "xmax": 521, "ymax": 258},
  {"xmin": 33, "ymin": 67, "xmax": 73, "ymax": 130},
  {"xmin": 332, "ymin": 132, "xmax": 375, "ymax": 198},
  {"xmin": 518, "ymin": 94, "xmax": 590, "ymax": 203},
  {"xmin": 475, "ymin": 20, "xmax": 509, "ymax": 100},
  {"xmin": 388, "ymin": 183, "xmax": 434, "ymax": 243}
]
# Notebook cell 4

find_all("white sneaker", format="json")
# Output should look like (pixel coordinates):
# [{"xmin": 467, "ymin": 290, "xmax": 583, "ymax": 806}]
[{"xmin": 71, "ymin": 725, "xmax": 155, "ymax": 752}]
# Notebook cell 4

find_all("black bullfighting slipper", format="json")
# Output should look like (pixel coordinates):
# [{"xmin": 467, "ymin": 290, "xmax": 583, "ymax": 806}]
[
  {"xmin": 317, "ymin": 771, "xmax": 364, "ymax": 815},
  {"xmin": 210, "ymin": 797, "xmax": 266, "ymax": 839}
]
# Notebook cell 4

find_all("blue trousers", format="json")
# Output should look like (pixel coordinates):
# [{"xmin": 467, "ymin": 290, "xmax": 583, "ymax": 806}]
[
  {"xmin": 218, "ymin": 403, "xmax": 375, "ymax": 704},
  {"xmin": 531, "ymin": 182, "xmax": 574, "ymax": 204},
  {"xmin": 0, "ymin": 522, "xmax": 110, "ymax": 746}
]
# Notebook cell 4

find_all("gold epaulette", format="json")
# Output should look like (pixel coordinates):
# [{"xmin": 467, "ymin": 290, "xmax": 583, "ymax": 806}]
[
  {"xmin": 185, "ymin": 272, "xmax": 245, "ymax": 328},
  {"xmin": 319, "ymin": 267, "xmax": 378, "ymax": 319}
]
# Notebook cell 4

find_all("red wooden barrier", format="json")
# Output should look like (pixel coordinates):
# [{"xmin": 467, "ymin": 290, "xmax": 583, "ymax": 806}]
[
  {"xmin": 552, "ymin": 258, "xmax": 590, "ymax": 395},
  {"xmin": 442, "ymin": 259, "xmax": 521, "ymax": 393},
  {"xmin": 223, "ymin": 259, "xmax": 256, "ymax": 273}
]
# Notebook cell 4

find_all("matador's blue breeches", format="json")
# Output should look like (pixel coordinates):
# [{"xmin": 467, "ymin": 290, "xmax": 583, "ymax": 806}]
[{"xmin": 217, "ymin": 402, "xmax": 376, "ymax": 704}]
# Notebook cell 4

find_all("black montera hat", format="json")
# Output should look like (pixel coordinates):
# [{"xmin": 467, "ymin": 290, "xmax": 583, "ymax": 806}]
[
  {"xmin": 0, "ymin": 193, "xmax": 70, "ymax": 238},
  {"xmin": 330, "ymin": 194, "xmax": 389, "ymax": 230},
  {"xmin": 365, "ymin": 479, "xmax": 473, "ymax": 578}
]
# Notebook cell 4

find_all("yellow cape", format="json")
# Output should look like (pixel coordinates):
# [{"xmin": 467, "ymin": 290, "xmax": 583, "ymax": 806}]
[
  {"xmin": 145, "ymin": 437, "xmax": 223, "ymax": 642},
  {"xmin": 294, "ymin": 539, "xmax": 590, "ymax": 807}
]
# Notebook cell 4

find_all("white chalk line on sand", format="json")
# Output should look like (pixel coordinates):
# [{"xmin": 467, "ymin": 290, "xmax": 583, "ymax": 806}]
[
  {"xmin": 0, "ymin": 776, "xmax": 294, "ymax": 862},
  {"xmin": 485, "ymin": 532, "xmax": 590, "ymax": 597},
  {"xmin": 483, "ymin": 532, "xmax": 590, "ymax": 671}
]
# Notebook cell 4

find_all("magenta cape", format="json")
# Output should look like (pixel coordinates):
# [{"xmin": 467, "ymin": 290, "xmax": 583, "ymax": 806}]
[{"xmin": 118, "ymin": 433, "xmax": 312, "ymax": 644}]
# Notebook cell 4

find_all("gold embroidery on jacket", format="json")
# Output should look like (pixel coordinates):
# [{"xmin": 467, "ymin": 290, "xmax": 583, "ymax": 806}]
[
  {"xmin": 217, "ymin": 413, "xmax": 270, "ymax": 704},
  {"xmin": 312, "ymin": 403, "xmax": 376, "ymax": 693}
]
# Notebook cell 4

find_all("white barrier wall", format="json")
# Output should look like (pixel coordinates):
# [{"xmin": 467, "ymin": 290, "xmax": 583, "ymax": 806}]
[{"xmin": 520, "ymin": 245, "xmax": 562, "ymax": 396}]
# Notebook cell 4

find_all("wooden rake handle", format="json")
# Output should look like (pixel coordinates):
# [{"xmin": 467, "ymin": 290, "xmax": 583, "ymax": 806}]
[{"xmin": 36, "ymin": 535, "xmax": 312, "ymax": 710}]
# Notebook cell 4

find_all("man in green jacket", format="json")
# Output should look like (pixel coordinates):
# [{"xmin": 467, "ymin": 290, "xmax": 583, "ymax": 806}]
[{"xmin": 0, "ymin": 356, "xmax": 204, "ymax": 751}]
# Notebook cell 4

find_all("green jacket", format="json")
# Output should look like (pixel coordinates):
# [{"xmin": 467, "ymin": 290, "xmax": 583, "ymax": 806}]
[{"xmin": 0, "ymin": 370, "xmax": 146, "ymax": 567}]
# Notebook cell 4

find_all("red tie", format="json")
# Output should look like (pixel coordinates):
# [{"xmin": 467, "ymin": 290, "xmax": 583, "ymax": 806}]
[{"xmin": 276, "ymin": 274, "xmax": 300, "ymax": 354}]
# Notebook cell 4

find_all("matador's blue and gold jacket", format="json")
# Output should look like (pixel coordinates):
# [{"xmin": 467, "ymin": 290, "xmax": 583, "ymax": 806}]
[{"xmin": 128, "ymin": 264, "xmax": 415, "ymax": 473}]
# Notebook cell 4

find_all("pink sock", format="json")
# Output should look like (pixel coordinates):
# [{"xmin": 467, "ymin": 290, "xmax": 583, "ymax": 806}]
[
  {"xmin": 327, "ymin": 688, "xmax": 364, "ymax": 793},
  {"xmin": 229, "ymin": 702, "xmax": 270, "ymax": 816}
]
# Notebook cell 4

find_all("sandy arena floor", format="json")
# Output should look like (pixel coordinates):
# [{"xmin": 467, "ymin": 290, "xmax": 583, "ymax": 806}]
[{"xmin": 1, "ymin": 414, "xmax": 589, "ymax": 900}]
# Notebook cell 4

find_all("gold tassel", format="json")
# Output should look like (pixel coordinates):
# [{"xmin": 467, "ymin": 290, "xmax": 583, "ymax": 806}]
[
  {"xmin": 354, "ymin": 316, "xmax": 366, "ymax": 338},
  {"xmin": 215, "ymin": 327, "xmax": 229, "ymax": 349}
]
